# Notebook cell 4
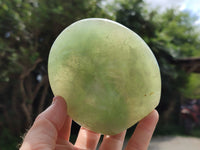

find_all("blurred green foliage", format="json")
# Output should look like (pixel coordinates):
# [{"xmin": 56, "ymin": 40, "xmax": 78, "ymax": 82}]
[
  {"xmin": 182, "ymin": 73, "xmax": 200, "ymax": 99},
  {"xmin": 0, "ymin": 128, "xmax": 20, "ymax": 150},
  {"xmin": 0, "ymin": 0, "xmax": 200, "ymax": 149},
  {"xmin": 112, "ymin": 0, "xmax": 200, "ymax": 124}
]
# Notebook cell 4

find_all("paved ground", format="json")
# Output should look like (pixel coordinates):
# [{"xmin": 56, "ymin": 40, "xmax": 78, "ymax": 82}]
[
  {"xmin": 148, "ymin": 136, "xmax": 200, "ymax": 150},
  {"xmin": 97, "ymin": 135, "xmax": 200, "ymax": 150}
]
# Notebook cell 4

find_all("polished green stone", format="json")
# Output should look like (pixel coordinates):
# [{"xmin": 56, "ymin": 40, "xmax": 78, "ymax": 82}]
[{"xmin": 48, "ymin": 18, "xmax": 161, "ymax": 135}]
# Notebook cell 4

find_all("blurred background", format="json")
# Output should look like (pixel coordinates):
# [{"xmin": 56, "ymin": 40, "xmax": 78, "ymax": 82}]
[{"xmin": 0, "ymin": 0, "xmax": 200, "ymax": 149}]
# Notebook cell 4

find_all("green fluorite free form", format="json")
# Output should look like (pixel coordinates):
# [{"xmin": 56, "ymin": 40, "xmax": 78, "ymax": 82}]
[{"xmin": 48, "ymin": 18, "xmax": 161, "ymax": 135}]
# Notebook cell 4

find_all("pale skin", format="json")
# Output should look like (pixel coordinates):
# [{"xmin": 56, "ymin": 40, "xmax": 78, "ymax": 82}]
[{"xmin": 20, "ymin": 96, "xmax": 159, "ymax": 150}]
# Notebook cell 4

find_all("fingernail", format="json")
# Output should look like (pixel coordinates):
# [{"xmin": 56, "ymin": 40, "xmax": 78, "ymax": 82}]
[{"xmin": 52, "ymin": 96, "xmax": 59, "ymax": 105}]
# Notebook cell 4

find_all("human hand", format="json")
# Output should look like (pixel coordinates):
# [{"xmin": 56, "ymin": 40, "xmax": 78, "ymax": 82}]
[{"xmin": 20, "ymin": 96, "xmax": 159, "ymax": 150}]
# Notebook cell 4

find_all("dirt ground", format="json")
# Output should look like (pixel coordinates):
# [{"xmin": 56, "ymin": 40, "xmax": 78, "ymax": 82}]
[{"xmin": 148, "ymin": 136, "xmax": 200, "ymax": 150}]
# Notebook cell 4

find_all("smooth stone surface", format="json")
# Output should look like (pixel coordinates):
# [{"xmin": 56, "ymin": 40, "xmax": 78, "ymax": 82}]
[{"xmin": 48, "ymin": 18, "xmax": 161, "ymax": 135}]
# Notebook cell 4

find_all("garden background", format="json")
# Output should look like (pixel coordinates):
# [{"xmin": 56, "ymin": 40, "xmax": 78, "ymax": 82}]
[{"xmin": 0, "ymin": 0, "xmax": 200, "ymax": 149}]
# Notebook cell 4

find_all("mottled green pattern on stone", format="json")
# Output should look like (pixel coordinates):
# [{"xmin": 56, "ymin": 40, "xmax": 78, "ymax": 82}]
[{"xmin": 48, "ymin": 18, "xmax": 161, "ymax": 135}]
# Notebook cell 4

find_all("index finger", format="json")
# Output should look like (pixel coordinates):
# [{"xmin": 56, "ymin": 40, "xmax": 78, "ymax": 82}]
[{"xmin": 57, "ymin": 113, "xmax": 72, "ymax": 141}]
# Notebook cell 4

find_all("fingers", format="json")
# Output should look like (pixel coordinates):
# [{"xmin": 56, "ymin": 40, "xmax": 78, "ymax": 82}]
[
  {"xmin": 75, "ymin": 127, "xmax": 101, "ymax": 150},
  {"xmin": 99, "ymin": 130, "xmax": 126, "ymax": 150},
  {"xmin": 58, "ymin": 113, "xmax": 72, "ymax": 141},
  {"xmin": 20, "ymin": 96, "xmax": 68, "ymax": 150},
  {"xmin": 125, "ymin": 110, "xmax": 159, "ymax": 150},
  {"xmin": 55, "ymin": 143, "xmax": 74, "ymax": 150},
  {"xmin": 36, "ymin": 96, "xmax": 68, "ymax": 131}
]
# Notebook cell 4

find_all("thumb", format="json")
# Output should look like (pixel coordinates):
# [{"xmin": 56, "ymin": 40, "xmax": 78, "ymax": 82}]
[{"xmin": 20, "ymin": 96, "xmax": 67, "ymax": 150}]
